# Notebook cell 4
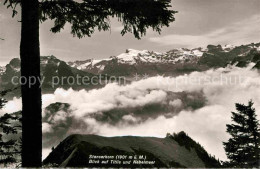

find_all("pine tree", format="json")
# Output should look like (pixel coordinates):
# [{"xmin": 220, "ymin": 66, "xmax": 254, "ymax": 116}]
[
  {"xmin": 0, "ymin": 89, "xmax": 22, "ymax": 167},
  {"xmin": 223, "ymin": 100, "xmax": 260, "ymax": 167}
]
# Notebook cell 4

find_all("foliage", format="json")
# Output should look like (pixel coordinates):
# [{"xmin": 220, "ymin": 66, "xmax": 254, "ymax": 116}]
[
  {"xmin": 223, "ymin": 100, "xmax": 260, "ymax": 167},
  {"xmin": 0, "ymin": 89, "xmax": 21, "ymax": 167},
  {"xmin": 4, "ymin": 0, "xmax": 177, "ymax": 39}
]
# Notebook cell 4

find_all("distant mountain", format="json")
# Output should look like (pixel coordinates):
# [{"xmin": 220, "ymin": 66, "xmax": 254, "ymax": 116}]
[
  {"xmin": 43, "ymin": 133, "xmax": 221, "ymax": 168},
  {"xmin": 0, "ymin": 56, "xmax": 108, "ymax": 98},
  {"xmin": 0, "ymin": 58, "xmax": 21, "ymax": 97},
  {"xmin": 68, "ymin": 47, "xmax": 205, "ymax": 69},
  {"xmin": 40, "ymin": 56, "xmax": 102, "ymax": 90},
  {"xmin": 68, "ymin": 48, "xmax": 207, "ymax": 76},
  {"xmin": 68, "ymin": 43, "xmax": 260, "ymax": 76},
  {"xmin": 199, "ymin": 43, "xmax": 260, "ymax": 68}
]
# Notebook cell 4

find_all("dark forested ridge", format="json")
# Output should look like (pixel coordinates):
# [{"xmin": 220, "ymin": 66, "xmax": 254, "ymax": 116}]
[
  {"xmin": 43, "ymin": 132, "xmax": 221, "ymax": 168},
  {"xmin": 170, "ymin": 131, "xmax": 221, "ymax": 168}
]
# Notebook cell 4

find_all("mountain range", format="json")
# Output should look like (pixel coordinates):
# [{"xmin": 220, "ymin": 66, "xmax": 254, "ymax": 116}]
[
  {"xmin": 0, "ymin": 42, "xmax": 259, "ymax": 98},
  {"xmin": 68, "ymin": 43, "xmax": 260, "ymax": 76}
]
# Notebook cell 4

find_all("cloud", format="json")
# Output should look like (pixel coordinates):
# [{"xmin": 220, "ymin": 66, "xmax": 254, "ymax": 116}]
[
  {"xmin": 42, "ymin": 122, "xmax": 53, "ymax": 133},
  {"xmin": 40, "ymin": 83, "xmax": 168, "ymax": 119},
  {"xmin": 122, "ymin": 115, "xmax": 141, "ymax": 123},
  {"xmin": 169, "ymin": 99, "xmax": 182, "ymax": 107},
  {"xmin": 149, "ymin": 14, "xmax": 260, "ymax": 48}
]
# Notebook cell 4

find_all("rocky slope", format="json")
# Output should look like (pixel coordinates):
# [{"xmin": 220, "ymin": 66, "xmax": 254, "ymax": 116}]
[{"xmin": 43, "ymin": 132, "xmax": 221, "ymax": 168}]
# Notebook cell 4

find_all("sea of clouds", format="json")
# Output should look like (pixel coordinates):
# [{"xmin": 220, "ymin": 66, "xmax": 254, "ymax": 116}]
[{"xmin": 2, "ymin": 63, "xmax": 260, "ymax": 161}]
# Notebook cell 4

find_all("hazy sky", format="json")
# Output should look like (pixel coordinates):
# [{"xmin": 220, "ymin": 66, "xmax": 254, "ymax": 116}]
[{"xmin": 0, "ymin": 0, "xmax": 260, "ymax": 65}]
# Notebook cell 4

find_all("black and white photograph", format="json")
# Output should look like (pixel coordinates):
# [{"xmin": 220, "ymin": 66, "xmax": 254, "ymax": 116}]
[{"xmin": 0, "ymin": 0, "xmax": 260, "ymax": 168}]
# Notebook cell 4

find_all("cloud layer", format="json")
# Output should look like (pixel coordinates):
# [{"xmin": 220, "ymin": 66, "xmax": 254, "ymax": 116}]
[{"xmin": 3, "ymin": 64, "xmax": 260, "ymax": 160}]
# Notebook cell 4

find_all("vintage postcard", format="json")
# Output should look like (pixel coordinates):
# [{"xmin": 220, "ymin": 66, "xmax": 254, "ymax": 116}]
[{"xmin": 0, "ymin": 0, "xmax": 260, "ymax": 168}]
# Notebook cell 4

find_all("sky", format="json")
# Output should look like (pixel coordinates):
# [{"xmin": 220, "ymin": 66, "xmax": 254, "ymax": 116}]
[{"xmin": 0, "ymin": 0, "xmax": 260, "ymax": 66}]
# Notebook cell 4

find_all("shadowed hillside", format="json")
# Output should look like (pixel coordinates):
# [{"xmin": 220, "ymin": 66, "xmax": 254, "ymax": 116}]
[{"xmin": 43, "ymin": 132, "xmax": 221, "ymax": 168}]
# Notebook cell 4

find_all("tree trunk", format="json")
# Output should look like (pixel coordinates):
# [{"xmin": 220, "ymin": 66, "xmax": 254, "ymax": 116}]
[{"xmin": 20, "ymin": 0, "xmax": 42, "ymax": 167}]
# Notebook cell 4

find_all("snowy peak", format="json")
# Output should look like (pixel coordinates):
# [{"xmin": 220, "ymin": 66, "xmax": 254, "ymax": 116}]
[
  {"xmin": 167, "ymin": 47, "xmax": 206, "ymax": 56},
  {"xmin": 68, "ymin": 58, "xmax": 111, "ymax": 73},
  {"xmin": 115, "ymin": 49, "xmax": 164, "ymax": 64},
  {"xmin": 40, "ymin": 55, "xmax": 62, "ymax": 67},
  {"xmin": 68, "ymin": 47, "xmax": 206, "ymax": 71},
  {"xmin": 222, "ymin": 44, "xmax": 235, "ymax": 52},
  {"xmin": 116, "ymin": 48, "xmax": 205, "ymax": 65},
  {"xmin": 116, "ymin": 49, "xmax": 150, "ymax": 64}
]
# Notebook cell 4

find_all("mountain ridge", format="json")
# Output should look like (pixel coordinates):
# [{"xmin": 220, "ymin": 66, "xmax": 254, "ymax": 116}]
[
  {"xmin": 68, "ymin": 42, "xmax": 260, "ymax": 75},
  {"xmin": 43, "ymin": 133, "xmax": 221, "ymax": 168}
]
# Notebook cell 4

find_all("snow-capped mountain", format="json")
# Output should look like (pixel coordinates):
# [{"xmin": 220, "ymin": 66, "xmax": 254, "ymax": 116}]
[
  {"xmin": 68, "ymin": 43, "xmax": 260, "ymax": 75},
  {"xmin": 68, "ymin": 47, "xmax": 206, "ymax": 70}
]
